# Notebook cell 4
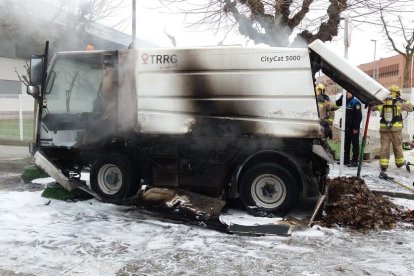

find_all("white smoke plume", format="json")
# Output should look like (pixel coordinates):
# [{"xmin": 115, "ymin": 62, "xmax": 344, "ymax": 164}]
[{"xmin": 0, "ymin": 0, "xmax": 128, "ymax": 57}]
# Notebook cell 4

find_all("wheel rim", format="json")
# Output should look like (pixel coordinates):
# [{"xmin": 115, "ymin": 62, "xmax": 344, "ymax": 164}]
[
  {"xmin": 251, "ymin": 173, "xmax": 286, "ymax": 209},
  {"xmin": 97, "ymin": 163, "xmax": 123, "ymax": 195}
]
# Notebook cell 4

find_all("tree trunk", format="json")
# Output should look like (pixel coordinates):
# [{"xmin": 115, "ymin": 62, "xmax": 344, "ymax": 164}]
[{"xmin": 403, "ymin": 54, "xmax": 413, "ymax": 88}]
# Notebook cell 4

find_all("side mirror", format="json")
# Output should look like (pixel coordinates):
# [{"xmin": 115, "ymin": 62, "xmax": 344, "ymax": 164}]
[
  {"xmin": 27, "ymin": 85, "xmax": 40, "ymax": 97},
  {"xmin": 29, "ymin": 55, "xmax": 44, "ymax": 86}
]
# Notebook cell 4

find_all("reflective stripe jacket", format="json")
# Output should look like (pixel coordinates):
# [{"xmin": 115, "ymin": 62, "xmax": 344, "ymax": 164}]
[
  {"xmin": 317, "ymin": 94, "xmax": 337, "ymax": 125},
  {"xmin": 372, "ymin": 97, "xmax": 413, "ymax": 131}
]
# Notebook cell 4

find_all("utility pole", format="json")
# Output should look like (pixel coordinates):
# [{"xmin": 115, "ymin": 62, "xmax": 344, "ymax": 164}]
[
  {"xmin": 131, "ymin": 0, "xmax": 136, "ymax": 48},
  {"xmin": 339, "ymin": 17, "xmax": 349, "ymax": 176},
  {"xmin": 357, "ymin": 40, "xmax": 376, "ymax": 177},
  {"xmin": 411, "ymin": 55, "xmax": 414, "ymax": 88},
  {"xmin": 371, "ymin": 39, "xmax": 377, "ymax": 80}
]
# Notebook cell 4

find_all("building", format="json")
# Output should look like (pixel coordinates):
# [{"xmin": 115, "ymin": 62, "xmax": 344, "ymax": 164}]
[
  {"xmin": 319, "ymin": 53, "xmax": 414, "ymax": 144},
  {"xmin": 0, "ymin": 21, "xmax": 154, "ymax": 111},
  {"xmin": 0, "ymin": 1, "xmax": 155, "ymax": 141},
  {"xmin": 317, "ymin": 53, "xmax": 414, "ymax": 96},
  {"xmin": 315, "ymin": 74, "xmax": 340, "ymax": 97},
  {"xmin": 358, "ymin": 54, "xmax": 414, "ymax": 89}
]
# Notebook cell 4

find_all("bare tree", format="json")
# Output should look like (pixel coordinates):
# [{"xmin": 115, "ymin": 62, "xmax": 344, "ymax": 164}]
[
  {"xmin": 0, "ymin": 0, "xmax": 127, "ymax": 55},
  {"xmin": 380, "ymin": 7, "xmax": 414, "ymax": 88},
  {"xmin": 1, "ymin": 0, "xmax": 127, "ymax": 86},
  {"xmin": 158, "ymin": 0, "xmax": 387, "ymax": 47},
  {"xmin": 59, "ymin": 0, "xmax": 128, "ymax": 45}
]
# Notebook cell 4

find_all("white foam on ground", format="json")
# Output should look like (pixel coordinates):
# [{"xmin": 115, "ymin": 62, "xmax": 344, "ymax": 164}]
[{"xmin": 2, "ymin": 153, "xmax": 414, "ymax": 275}]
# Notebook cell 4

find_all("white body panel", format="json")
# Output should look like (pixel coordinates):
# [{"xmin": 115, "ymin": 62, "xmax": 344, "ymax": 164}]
[
  {"xmin": 309, "ymin": 40, "xmax": 388, "ymax": 104},
  {"xmin": 134, "ymin": 47, "xmax": 320, "ymax": 137}
]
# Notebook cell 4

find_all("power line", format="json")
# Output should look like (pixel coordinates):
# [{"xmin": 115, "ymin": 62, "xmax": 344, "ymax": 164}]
[{"xmin": 351, "ymin": 19, "xmax": 414, "ymax": 31}]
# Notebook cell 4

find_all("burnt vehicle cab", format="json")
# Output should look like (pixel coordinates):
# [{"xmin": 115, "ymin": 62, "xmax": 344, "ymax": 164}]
[
  {"xmin": 26, "ymin": 40, "xmax": 386, "ymax": 214},
  {"xmin": 40, "ymin": 54, "xmax": 104, "ymax": 147}
]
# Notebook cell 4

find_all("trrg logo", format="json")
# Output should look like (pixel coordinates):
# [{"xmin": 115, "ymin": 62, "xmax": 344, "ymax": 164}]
[{"xmin": 141, "ymin": 53, "xmax": 178, "ymax": 64}]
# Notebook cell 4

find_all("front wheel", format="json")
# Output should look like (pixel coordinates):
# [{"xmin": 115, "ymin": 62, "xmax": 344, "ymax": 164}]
[
  {"xmin": 240, "ymin": 163, "xmax": 299, "ymax": 215},
  {"xmin": 90, "ymin": 153, "xmax": 140, "ymax": 202}
]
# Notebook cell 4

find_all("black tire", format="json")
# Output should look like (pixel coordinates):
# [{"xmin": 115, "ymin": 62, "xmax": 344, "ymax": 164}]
[
  {"xmin": 240, "ymin": 163, "xmax": 299, "ymax": 215},
  {"xmin": 90, "ymin": 153, "xmax": 140, "ymax": 202}
]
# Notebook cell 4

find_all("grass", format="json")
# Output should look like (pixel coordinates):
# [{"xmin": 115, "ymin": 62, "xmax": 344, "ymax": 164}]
[
  {"xmin": 21, "ymin": 164, "xmax": 49, "ymax": 183},
  {"xmin": 20, "ymin": 164, "xmax": 92, "ymax": 201},
  {"xmin": 41, "ymin": 183, "xmax": 93, "ymax": 201},
  {"xmin": 327, "ymin": 140, "xmax": 340, "ymax": 160},
  {"xmin": 327, "ymin": 140, "xmax": 375, "ymax": 161},
  {"xmin": 0, "ymin": 119, "xmax": 33, "ymax": 141}
]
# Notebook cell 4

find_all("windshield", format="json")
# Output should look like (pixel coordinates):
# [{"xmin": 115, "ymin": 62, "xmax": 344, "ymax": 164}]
[{"xmin": 44, "ymin": 54, "xmax": 103, "ymax": 114}]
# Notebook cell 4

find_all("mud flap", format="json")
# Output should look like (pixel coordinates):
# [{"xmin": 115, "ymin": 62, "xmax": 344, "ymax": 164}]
[
  {"xmin": 313, "ymin": 144, "xmax": 334, "ymax": 164},
  {"xmin": 32, "ymin": 151, "xmax": 102, "ymax": 200}
]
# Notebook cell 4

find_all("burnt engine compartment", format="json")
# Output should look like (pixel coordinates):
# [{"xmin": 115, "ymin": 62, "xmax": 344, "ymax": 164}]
[{"xmin": 39, "ymin": 133, "xmax": 328, "ymax": 201}]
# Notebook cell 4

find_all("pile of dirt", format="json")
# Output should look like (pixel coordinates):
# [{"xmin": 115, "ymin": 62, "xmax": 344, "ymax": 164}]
[{"xmin": 320, "ymin": 177, "xmax": 414, "ymax": 232}]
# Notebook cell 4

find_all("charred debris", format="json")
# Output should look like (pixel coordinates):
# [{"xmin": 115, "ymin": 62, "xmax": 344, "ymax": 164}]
[
  {"xmin": 319, "ymin": 177, "xmax": 414, "ymax": 233},
  {"xmin": 110, "ymin": 176, "xmax": 414, "ymax": 235}
]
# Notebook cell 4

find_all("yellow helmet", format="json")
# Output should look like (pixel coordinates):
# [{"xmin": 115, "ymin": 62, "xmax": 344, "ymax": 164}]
[
  {"xmin": 316, "ymin": 83, "xmax": 325, "ymax": 95},
  {"xmin": 388, "ymin": 85, "xmax": 400, "ymax": 97}
]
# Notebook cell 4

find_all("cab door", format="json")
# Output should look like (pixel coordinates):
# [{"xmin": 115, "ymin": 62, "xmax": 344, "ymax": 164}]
[{"xmin": 38, "ymin": 52, "xmax": 116, "ymax": 148}]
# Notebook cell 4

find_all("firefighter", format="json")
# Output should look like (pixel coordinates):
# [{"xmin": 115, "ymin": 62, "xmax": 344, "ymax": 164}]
[
  {"xmin": 86, "ymin": 44, "xmax": 95, "ymax": 51},
  {"xmin": 316, "ymin": 83, "xmax": 337, "ymax": 139},
  {"xmin": 336, "ymin": 91, "xmax": 362, "ymax": 167},
  {"xmin": 372, "ymin": 85, "xmax": 413, "ymax": 178}
]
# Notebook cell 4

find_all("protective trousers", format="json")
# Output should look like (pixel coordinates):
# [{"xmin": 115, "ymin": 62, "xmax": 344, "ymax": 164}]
[{"xmin": 379, "ymin": 130, "xmax": 404, "ymax": 170}]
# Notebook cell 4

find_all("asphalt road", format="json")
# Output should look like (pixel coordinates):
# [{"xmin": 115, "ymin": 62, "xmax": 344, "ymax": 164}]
[
  {"xmin": 2, "ymin": 144, "xmax": 414, "ymax": 275},
  {"xmin": 0, "ymin": 145, "xmax": 31, "ymax": 191},
  {"xmin": 0, "ymin": 145, "xmax": 37, "ymax": 276},
  {"xmin": 0, "ymin": 145, "xmax": 30, "ymax": 162}
]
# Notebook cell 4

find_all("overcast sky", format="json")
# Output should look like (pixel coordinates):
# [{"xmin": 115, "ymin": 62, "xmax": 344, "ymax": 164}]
[{"xmin": 111, "ymin": 0, "xmax": 408, "ymax": 67}]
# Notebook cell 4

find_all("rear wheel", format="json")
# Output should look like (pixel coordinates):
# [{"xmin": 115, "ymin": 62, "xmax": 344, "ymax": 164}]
[
  {"xmin": 90, "ymin": 153, "xmax": 140, "ymax": 202},
  {"xmin": 240, "ymin": 163, "xmax": 299, "ymax": 215}
]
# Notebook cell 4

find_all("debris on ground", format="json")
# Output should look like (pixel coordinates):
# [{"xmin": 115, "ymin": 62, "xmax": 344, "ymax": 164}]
[
  {"xmin": 134, "ymin": 187, "xmax": 303, "ymax": 236},
  {"xmin": 246, "ymin": 206, "xmax": 280, "ymax": 218},
  {"xmin": 320, "ymin": 177, "xmax": 414, "ymax": 232},
  {"xmin": 223, "ymin": 221, "xmax": 293, "ymax": 236},
  {"xmin": 135, "ymin": 187, "xmax": 226, "ymax": 221}
]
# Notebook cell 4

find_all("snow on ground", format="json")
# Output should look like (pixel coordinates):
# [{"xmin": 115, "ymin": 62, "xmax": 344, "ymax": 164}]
[
  {"xmin": 31, "ymin": 177, "xmax": 55, "ymax": 185},
  {"xmin": 2, "ymin": 155, "xmax": 414, "ymax": 275}
]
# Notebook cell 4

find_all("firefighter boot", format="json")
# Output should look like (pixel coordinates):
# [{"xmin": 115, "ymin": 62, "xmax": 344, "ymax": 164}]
[{"xmin": 379, "ymin": 169, "xmax": 390, "ymax": 180}]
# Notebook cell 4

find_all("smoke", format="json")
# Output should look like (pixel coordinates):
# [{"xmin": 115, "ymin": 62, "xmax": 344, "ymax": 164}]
[
  {"xmin": 0, "ymin": 0, "xmax": 128, "ymax": 59},
  {"xmin": 230, "ymin": 9, "xmax": 311, "ymax": 48}
]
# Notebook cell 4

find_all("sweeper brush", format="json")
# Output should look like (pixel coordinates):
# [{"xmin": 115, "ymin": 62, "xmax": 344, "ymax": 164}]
[{"xmin": 41, "ymin": 183, "xmax": 93, "ymax": 201}]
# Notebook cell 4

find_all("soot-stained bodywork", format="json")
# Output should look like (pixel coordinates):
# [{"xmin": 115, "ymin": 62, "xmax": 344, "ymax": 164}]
[
  {"xmin": 118, "ymin": 46, "xmax": 327, "ymax": 197},
  {"xmin": 29, "ymin": 40, "xmax": 384, "ymax": 213},
  {"xmin": 132, "ymin": 47, "xmax": 321, "ymax": 138}
]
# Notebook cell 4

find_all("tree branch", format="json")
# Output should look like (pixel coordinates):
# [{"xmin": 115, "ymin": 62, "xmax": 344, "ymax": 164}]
[
  {"xmin": 296, "ymin": 0, "xmax": 347, "ymax": 44},
  {"xmin": 288, "ymin": 0, "xmax": 314, "ymax": 29},
  {"xmin": 223, "ymin": 0, "xmax": 271, "ymax": 45},
  {"xmin": 398, "ymin": 15, "xmax": 409, "ymax": 42},
  {"xmin": 380, "ymin": 9, "xmax": 405, "ymax": 56}
]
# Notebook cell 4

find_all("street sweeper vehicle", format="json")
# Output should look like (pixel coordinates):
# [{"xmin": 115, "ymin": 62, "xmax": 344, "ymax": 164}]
[{"xmin": 26, "ymin": 40, "xmax": 388, "ymax": 215}]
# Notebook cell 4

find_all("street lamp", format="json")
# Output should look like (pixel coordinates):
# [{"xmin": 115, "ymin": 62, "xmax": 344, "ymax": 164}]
[
  {"xmin": 130, "ymin": 0, "xmax": 136, "ymax": 48},
  {"xmin": 370, "ymin": 39, "xmax": 377, "ymax": 79},
  {"xmin": 411, "ymin": 55, "xmax": 414, "ymax": 88},
  {"xmin": 339, "ymin": 17, "xmax": 349, "ymax": 176}
]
